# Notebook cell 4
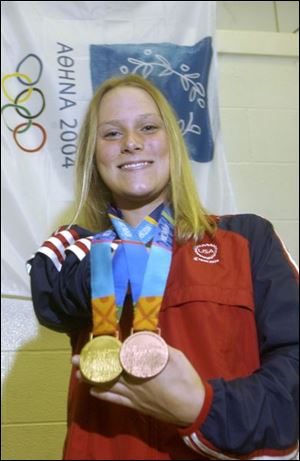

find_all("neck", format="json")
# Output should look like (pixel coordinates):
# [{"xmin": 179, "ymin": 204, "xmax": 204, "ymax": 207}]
[{"xmin": 117, "ymin": 199, "xmax": 165, "ymax": 227}]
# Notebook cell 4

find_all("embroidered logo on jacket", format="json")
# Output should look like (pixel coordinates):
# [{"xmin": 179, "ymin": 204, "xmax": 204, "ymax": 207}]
[{"xmin": 193, "ymin": 244, "xmax": 219, "ymax": 263}]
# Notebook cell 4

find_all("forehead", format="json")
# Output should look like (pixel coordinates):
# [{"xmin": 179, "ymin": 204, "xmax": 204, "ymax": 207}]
[{"xmin": 98, "ymin": 86, "xmax": 160, "ymax": 120}]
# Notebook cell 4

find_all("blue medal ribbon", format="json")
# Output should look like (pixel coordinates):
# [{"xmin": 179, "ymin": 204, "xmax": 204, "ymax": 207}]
[{"xmin": 91, "ymin": 203, "xmax": 174, "ymax": 329}]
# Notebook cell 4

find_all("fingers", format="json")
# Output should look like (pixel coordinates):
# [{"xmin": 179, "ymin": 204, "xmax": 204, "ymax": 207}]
[
  {"xmin": 75, "ymin": 369, "xmax": 83, "ymax": 381},
  {"xmin": 90, "ymin": 387, "xmax": 135, "ymax": 409},
  {"xmin": 74, "ymin": 366, "xmax": 130, "ymax": 397},
  {"xmin": 71, "ymin": 355, "xmax": 80, "ymax": 366},
  {"xmin": 71, "ymin": 354, "xmax": 141, "ymax": 401}
]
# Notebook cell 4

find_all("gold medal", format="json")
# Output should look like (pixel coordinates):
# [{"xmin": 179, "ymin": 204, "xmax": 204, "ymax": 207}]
[{"xmin": 80, "ymin": 335, "xmax": 123, "ymax": 384}]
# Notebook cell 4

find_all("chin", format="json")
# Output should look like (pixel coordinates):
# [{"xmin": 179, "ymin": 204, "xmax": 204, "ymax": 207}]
[
  {"xmin": 125, "ymin": 194, "xmax": 155, "ymax": 204},
  {"xmin": 115, "ymin": 190, "xmax": 165, "ymax": 207},
  {"xmin": 122, "ymin": 186, "xmax": 154, "ymax": 199}
]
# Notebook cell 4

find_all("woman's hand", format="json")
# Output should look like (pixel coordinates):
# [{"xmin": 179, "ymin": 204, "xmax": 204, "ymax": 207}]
[{"xmin": 72, "ymin": 346, "xmax": 205, "ymax": 426}]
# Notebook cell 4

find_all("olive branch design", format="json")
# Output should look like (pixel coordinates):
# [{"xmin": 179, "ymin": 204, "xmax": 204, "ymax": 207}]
[{"xmin": 120, "ymin": 49, "xmax": 206, "ymax": 137}]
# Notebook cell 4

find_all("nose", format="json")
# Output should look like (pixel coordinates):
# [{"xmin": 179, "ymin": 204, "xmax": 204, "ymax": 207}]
[{"xmin": 121, "ymin": 132, "xmax": 143, "ymax": 154}]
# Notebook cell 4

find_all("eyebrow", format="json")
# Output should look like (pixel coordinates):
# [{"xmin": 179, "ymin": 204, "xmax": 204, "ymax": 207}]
[{"xmin": 98, "ymin": 113, "xmax": 161, "ymax": 128}]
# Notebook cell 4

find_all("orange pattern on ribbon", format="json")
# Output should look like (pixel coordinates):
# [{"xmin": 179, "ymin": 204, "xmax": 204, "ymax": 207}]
[
  {"xmin": 92, "ymin": 296, "xmax": 117, "ymax": 335},
  {"xmin": 133, "ymin": 296, "xmax": 163, "ymax": 331}
]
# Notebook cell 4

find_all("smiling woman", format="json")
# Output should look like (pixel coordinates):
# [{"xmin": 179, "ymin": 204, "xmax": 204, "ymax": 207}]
[
  {"xmin": 73, "ymin": 74, "xmax": 215, "ymax": 241},
  {"xmin": 27, "ymin": 74, "xmax": 299, "ymax": 461},
  {"xmin": 95, "ymin": 86, "xmax": 170, "ymax": 222}
]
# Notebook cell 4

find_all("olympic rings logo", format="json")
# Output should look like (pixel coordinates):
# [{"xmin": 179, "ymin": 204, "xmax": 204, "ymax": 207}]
[{"xmin": 1, "ymin": 53, "xmax": 47, "ymax": 153}]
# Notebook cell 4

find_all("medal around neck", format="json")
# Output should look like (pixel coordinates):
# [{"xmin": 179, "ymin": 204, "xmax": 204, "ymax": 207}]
[
  {"xmin": 88, "ymin": 204, "xmax": 174, "ymax": 381},
  {"xmin": 81, "ymin": 236, "xmax": 123, "ymax": 385},
  {"xmin": 119, "ymin": 207, "xmax": 174, "ymax": 378},
  {"xmin": 120, "ymin": 330, "xmax": 169, "ymax": 379},
  {"xmin": 80, "ymin": 335, "xmax": 122, "ymax": 385}
]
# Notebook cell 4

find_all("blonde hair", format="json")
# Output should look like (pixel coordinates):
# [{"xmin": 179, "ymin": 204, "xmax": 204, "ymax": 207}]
[{"xmin": 72, "ymin": 74, "xmax": 216, "ymax": 242}]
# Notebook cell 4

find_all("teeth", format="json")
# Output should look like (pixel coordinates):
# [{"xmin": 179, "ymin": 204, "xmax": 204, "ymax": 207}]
[{"xmin": 120, "ymin": 162, "xmax": 151, "ymax": 170}]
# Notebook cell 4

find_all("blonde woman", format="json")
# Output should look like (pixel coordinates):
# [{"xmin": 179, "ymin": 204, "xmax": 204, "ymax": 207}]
[{"xmin": 28, "ymin": 75, "xmax": 299, "ymax": 460}]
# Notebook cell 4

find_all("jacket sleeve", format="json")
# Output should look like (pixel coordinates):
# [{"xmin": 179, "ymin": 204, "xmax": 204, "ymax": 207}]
[
  {"xmin": 179, "ymin": 215, "xmax": 299, "ymax": 460},
  {"xmin": 27, "ymin": 227, "xmax": 93, "ymax": 333}
]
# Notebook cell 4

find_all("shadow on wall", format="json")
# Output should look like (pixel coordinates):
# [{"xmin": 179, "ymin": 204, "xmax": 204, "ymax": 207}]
[{"xmin": 1, "ymin": 319, "xmax": 71, "ymax": 460}]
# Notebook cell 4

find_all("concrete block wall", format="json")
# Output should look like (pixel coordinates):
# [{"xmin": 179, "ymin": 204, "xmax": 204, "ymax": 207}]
[
  {"xmin": 1, "ymin": 298, "xmax": 71, "ymax": 460},
  {"xmin": 218, "ymin": 50, "xmax": 299, "ymax": 264},
  {"xmin": 216, "ymin": 2, "xmax": 299, "ymax": 267}
]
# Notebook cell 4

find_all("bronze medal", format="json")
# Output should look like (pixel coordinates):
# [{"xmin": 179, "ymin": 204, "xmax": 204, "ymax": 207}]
[
  {"xmin": 120, "ymin": 331, "xmax": 169, "ymax": 379},
  {"xmin": 80, "ymin": 335, "xmax": 123, "ymax": 384}
]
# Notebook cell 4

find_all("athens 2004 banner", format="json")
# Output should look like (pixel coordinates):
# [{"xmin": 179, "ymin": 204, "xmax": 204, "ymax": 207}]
[{"xmin": 1, "ymin": 1, "xmax": 236, "ymax": 296}]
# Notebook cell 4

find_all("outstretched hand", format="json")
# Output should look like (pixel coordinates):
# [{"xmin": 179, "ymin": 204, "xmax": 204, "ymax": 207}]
[{"xmin": 72, "ymin": 346, "xmax": 205, "ymax": 427}]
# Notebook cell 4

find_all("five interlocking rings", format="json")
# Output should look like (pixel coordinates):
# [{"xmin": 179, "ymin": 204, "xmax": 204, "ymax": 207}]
[{"xmin": 1, "ymin": 53, "xmax": 47, "ymax": 153}]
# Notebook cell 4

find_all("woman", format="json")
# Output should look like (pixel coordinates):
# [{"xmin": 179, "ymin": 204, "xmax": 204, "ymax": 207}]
[{"xmin": 28, "ymin": 74, "xmax": 299, "ymax": 460}]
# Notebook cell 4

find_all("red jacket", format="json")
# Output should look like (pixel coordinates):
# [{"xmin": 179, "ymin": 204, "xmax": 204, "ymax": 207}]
[{"xmin": 28, "ymin": 214, "xmax": 299, "ymax": 460}]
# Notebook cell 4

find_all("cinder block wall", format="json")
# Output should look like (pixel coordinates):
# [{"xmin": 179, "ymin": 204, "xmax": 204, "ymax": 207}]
[
  {"xmin": 218, "ymin": 46, "xmax": 298, "ymax": 264},
  {"xmin": 1, "ymin": 298, "xmax": 71, "ymax": 460},
  {"xmin": 216, "ymin": 1, "xmax": 298, "ymax": 265}
]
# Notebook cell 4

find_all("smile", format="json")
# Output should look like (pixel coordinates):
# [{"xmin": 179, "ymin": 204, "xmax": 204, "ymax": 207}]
[{"xmin": 118, "ymin": 161, "xmax": 153, "ymax": 170}]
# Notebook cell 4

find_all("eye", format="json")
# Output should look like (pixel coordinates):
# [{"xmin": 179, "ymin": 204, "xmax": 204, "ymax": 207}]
[
  {"xmin": 103, "ymin": 130, "xmax": 121, "ymax": 139},
  {"xmin": 141, "ymin": 124, "xmax": 158, "ymax": 132}
]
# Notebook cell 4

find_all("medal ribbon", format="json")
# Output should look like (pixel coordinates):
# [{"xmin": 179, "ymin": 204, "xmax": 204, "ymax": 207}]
[
  {"xmin": 133, "ymin": 208, "xmax": 174, "ymax": 331},
  {"xmin": 90, "ymin": 204, "xmax": 174, "ymax": 336},
  {"xmin": 108, "ymin": 206, "xmax": 158, "ymax": 307},
  {"xmin": 90, "ymin": 231, "xmax": 118, "ymax": 336}
]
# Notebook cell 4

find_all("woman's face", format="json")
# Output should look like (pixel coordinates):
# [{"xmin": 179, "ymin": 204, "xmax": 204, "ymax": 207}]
[{"xmin": 96, "ymin": 86, "xmax": 170, "ymax": 209}]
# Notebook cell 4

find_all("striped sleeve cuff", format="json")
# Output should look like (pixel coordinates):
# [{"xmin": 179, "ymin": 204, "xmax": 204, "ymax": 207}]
[
  {"xmin": 27, "ymin": 229, "xmax": 92, "ymax": 273},
  {"xmin": 35, "ymin": 228, "xmax": 80, "ymax": 271},
  {"xmin": 65, "ymin": 237, "xmax": 92, "ymax": 260},
  {"xmin": 178, "ymin": 382, "xmax": 299, "ymax": 460}
]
